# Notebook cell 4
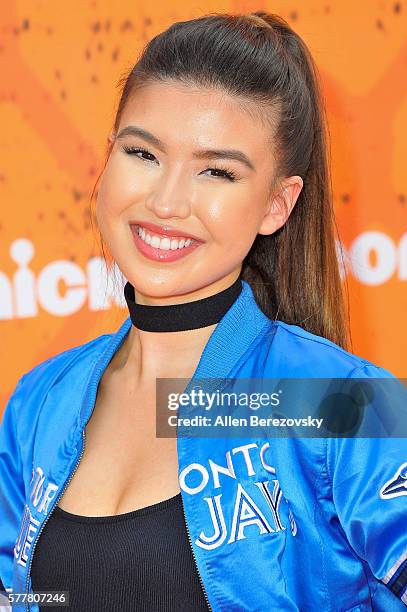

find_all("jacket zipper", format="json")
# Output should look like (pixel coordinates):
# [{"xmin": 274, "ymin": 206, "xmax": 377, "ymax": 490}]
[
  {"xmin": 24, "ymin": 427, "xmax": 212, "ymax": 611},
  {"xmin": 180, "ymin": 492, "xmax": 212, "ymax": 611},
  {"xmin": 23, "ymin": 428, "xmax": 86, "ymax": 612}
]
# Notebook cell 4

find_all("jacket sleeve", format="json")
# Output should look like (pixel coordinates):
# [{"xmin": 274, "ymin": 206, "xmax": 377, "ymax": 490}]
[
  {"xmin": 326, "ymin": 363, "xmax": 407, "ymax": 607},
  {"xmin": 0, "ymin": 374, "xmax": 28, "ymax": 594}
]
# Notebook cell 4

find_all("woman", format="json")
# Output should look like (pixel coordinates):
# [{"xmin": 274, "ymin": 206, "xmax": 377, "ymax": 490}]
[{"xmin": 0, "ymin": 10, "xmax": 406, "ymax": 612}]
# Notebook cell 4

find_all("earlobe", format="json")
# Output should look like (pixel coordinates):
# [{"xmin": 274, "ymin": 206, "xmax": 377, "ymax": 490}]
[{"xmin": 258, "ymin": 196, "xmax": 287, "ymax": 236}]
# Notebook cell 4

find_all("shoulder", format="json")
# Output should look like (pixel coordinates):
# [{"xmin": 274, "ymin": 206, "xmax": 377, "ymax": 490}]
[
  {"xmin": 17, "ymin": 332, "xmax": 112, "ymax": 393},
  {"xmin": 264, "ymin": 319, "xmax": 394, "ymax": 378},
  {"xmin": 0, "ymin": 319, "xmax": 131, "ymax": 471},
  {"xmin": 6, "ymin": 317, "xmax": 130, "ymax": 425}
]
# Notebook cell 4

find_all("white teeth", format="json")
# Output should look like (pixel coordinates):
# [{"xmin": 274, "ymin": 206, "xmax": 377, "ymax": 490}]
[
  {"xmin": 136, "ymin": 226, "xmax": 194, "ymax": 250},
  {"xmin": 160, "ymin": 237, "xmax": 171, "ymax": 250}
]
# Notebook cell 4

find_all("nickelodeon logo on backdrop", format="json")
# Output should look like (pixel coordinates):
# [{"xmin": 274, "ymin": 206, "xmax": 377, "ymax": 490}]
[
  {"xmin": 1, "ymin": 234, "xmax": 406, "ymax": 320},
  {"xmin": 0, "ymin": 238, "xmax": 126, "ymax": 320}
]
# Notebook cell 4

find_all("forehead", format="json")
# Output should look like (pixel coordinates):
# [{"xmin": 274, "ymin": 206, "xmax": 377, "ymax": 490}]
[{"xmin": 118, "ymin": 81, "xmax": 275, "ymax": 152}]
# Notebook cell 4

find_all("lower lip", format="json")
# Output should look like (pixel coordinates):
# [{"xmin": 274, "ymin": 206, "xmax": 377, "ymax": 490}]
[{"xmin": 131, "ymin": 226, "xmax": 203, "ymax": 263}]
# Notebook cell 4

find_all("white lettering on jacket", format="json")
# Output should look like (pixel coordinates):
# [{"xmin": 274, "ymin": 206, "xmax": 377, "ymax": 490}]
[
  {"xmin": 29, "ymin": 466, "xmax": 58, "ymax": 514},
  {"xmin": 179, "ymin": 442, "xmax": 298, "ymax": 550},
  {"xmin": 14, "ymin": 506, "xmax": 40, "ymax": 568},
  {"xmin": 14, "ymin": 466, "xmax": 59, "ymax": 568}
]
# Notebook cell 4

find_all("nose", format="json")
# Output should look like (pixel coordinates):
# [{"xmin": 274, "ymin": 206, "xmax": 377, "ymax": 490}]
[{"xmin": 145, "ymin": 167, "xmax": 192, "ymax": 220}]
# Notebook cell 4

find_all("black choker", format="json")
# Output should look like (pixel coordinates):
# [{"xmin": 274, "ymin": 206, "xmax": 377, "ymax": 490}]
[{"xmin": 123, "ymin": 277, "xmax": 243, "ymax": 332}]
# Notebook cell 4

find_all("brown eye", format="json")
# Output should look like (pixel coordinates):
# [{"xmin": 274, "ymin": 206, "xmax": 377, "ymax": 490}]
[
  {"xmin": 122, "ymin": 146, "xmax": 157, "ymax": 162},
  {"xmin": 202, "ymin": 167, "xmax": 238, "ymax": 181}
]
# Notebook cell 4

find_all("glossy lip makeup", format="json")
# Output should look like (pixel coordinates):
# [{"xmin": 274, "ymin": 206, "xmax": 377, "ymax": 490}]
[{"xmin": 129, "ymin": 221, "xmax": 205, "ymax": 263}]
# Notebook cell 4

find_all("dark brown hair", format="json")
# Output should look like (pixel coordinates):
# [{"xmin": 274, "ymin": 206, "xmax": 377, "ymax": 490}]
[{"xmin": 92, "ymin": 11, "xmax": 351, "ymax": 350}]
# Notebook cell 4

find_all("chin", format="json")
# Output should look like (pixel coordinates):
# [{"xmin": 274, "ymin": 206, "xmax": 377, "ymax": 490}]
[{"xmin": 127, "ymin": 277, "xmax": 198, "ymax": 300}]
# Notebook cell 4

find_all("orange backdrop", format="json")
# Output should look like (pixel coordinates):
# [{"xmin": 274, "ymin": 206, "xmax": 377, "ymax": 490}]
[{"xmin": 1, "ymin": 1, "xmax": 406, "ymax": 412}]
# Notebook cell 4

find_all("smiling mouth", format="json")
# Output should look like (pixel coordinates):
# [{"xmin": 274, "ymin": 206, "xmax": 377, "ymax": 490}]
[{"xmin": 133, "ymin": 224, "xmax": 201, "ymax": 251}]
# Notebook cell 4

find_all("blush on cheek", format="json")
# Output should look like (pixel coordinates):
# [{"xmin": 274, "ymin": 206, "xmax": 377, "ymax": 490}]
[{"xmin": 98, "ymin": 155, "xmax": 124, "ymax": 198}]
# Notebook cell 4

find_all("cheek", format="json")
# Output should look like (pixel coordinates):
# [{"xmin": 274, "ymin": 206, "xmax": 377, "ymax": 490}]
[
  {"xmin": 201, "ymin": 190, "xmax": 263, "ymax": 247},
  {"xmin": 96, "ymin": 155, "xmax": 145, "ymax": 219},
  {"xmin": 96, "ymin": 164, "xmax": 121, "ymax": 224}
]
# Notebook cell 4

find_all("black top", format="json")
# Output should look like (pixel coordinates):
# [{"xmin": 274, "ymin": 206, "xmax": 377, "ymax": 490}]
[{"xmin": 30, "ymin": 492, "xmax": 209, "ymax": 611}]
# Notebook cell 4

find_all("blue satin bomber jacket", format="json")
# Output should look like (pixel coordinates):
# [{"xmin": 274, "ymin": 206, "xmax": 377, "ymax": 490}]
[{"xmin": 0, "ymin": 280, "xmax": 406, "ymax": 612}]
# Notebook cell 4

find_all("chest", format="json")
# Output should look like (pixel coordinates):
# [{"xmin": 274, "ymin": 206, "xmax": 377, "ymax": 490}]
[{"xmin": 57, "ymin": 377, "xmax": 181, "ymax": 516}]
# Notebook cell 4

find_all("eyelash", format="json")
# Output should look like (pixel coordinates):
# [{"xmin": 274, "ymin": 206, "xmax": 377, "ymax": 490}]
[{"xmin": 121, "ymin": 145, "xmax": 239, "ymax": 182}]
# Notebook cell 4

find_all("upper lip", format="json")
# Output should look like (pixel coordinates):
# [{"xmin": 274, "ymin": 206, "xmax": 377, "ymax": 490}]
[{"xmin": 130, "ymin": 220, "xmax": 205, "ymax": 243}]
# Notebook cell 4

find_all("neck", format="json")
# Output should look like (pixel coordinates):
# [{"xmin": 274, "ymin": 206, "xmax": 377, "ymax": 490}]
[
  {"xmin": 113, "ymin": 275, "xmax": 242, "ymax": 383},
  {"xmin": 119, "ymin": 324, "xmax": 219, "ymax": 383}
]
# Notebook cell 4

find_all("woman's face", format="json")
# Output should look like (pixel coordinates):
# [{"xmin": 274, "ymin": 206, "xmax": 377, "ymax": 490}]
[{"xmin": 96, "ymin": 81, "xmax": 303, "ymax": 304}]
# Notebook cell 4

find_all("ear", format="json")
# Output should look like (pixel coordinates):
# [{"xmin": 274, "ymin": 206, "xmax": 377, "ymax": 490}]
[
  {"xmin": 258, "ymin": 176, "xmax": 303, "ymax": 236},
  {"xmin": 107, "ymin": 132, "xmax": 116, "ymax": 144}
]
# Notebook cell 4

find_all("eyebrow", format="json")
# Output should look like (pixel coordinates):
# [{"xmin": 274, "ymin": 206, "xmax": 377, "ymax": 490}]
[{"xmin": 116, "ymin": 125, "xmax": 256, "ymax": 171}]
